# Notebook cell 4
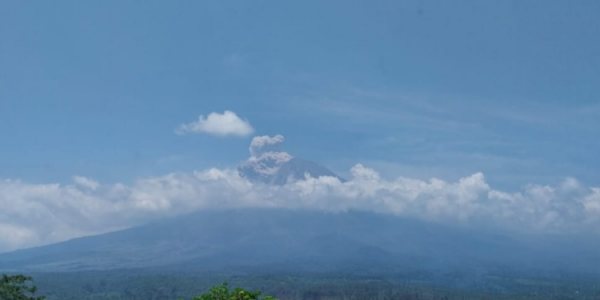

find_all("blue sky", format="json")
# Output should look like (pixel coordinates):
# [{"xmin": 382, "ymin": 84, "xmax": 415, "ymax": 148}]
[{"xmin": 2, "ymin": 0, "xmax": 600, "ymax": 190}]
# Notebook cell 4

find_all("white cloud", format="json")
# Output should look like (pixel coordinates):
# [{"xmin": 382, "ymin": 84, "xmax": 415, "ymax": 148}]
[
  {"xmin": 175, "ymin": 111, "xmax": 254, "ymax": 137},
  {"xmin": 73, "ymin": 176, "xmax": 100, "ymax": 190},
  {"xmin": 583, "ymin": 188, "xmax": 600, "ymax": 214},
  {"xmin": 1, "ymin": 166, "xmax": 600, "ymax": 253},
  {"xmin": 561, "ymin": 177, "xmax": 581, "ymax": 191}
]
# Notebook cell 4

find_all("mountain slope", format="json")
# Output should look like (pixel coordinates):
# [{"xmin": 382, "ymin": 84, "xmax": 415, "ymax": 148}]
[{"xmin": 1, "ymin": 209, "xmax": 599, "ymax": 275}]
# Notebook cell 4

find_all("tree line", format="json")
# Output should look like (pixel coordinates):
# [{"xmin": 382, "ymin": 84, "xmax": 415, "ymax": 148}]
[{"xmin": 1, "ymin": 274, "xmax": 278, "ymax": 300}]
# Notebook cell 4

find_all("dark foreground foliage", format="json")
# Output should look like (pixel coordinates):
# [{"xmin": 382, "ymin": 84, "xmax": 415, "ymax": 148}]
[
  {"xmin": 178, "ymin": 282, "xmax": 277, "ymax": 300},
  {"xmin": 0, "ymin": 274, "xmax": 45, "ymax": 300}
]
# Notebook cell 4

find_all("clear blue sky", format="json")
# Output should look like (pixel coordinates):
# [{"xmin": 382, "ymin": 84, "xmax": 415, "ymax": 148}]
[{"xmin": 2, "ymin": 0, "xmax": 599, "ymax": 190}]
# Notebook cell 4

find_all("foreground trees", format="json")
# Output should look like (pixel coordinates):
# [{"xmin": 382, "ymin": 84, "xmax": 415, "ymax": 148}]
[
  {"xmin": 180, "ymin": 282, "xmax": 278, "ymax": 300},
  {"xmin": 2, "ymin": 274, "xmax": 278, "ymax": 300},
  {"xmin": 0, "ymin": 275, "xmax": 45, "ymax": 300}
]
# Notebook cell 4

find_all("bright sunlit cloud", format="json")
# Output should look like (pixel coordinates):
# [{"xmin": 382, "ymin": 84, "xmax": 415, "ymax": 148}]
[
  {"xmin": 1, "ymin": 162, "xmax": 600, "ymax": 252},
  {"xmin": 175, "ymin": 111, "xmax": 254, "ymax": 137},
  {"xmin": 2, "ymin": 134, "xmax": 600, "ymax": 253}
]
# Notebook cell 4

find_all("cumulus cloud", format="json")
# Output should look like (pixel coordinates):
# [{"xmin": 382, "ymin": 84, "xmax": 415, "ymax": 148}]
[
  {"xmin": 175, "ymin": 111, "xmax": 254, "ymax": 137},
  {"xmin": 73, "ymin": 176, "xmax": 100, "ymax": 190},
  {"xmin": 1, "ymin": 166, "xmax": 600, "ymax": 252}
]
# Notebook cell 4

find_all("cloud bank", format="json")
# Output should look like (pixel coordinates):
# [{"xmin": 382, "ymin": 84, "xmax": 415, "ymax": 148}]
[
  {"xmin": 2, "ymin": 135, "xmax": 600, "ymax": 253},
  {"xmin": 175, "ymin": 111, "xmax": 254, "ymax": 137},
  {"xmin": 1, "ymin": 164, "xmax": 600, "ymax": 252}
]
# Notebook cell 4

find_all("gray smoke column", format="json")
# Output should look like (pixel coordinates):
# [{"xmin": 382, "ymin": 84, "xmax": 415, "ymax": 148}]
[
  {"xmin": 239, "ymin": 135, "xmax": 292, "ymax": 182},
  {"xmin": 249, "ymin": 135, "xmax": 285, "ymax": 157}
]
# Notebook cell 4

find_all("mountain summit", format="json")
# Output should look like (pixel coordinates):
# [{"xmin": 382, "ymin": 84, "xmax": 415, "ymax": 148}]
[
  {"xmin": 239, "ymin": 156, "xmax": 345, "ymax": 185},
  {"xmin": 238, "ymin": 135, "xmax": 344, "ymax": 185}
]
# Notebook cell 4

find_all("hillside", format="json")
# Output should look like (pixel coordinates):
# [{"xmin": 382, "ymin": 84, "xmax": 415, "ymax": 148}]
[{"xmin": 2, "ymin": 209, "xmax": 599, "ymax": 275}]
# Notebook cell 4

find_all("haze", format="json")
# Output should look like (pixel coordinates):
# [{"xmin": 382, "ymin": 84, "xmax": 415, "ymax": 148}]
[{"xmin": 1, "ymin": 1, "xmax": 600, "ymax": 299}]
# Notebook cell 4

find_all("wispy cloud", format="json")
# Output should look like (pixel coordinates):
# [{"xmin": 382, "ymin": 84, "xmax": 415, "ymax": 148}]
[
  {"xmin": 286, "ymin": 84, "xmax": 600, "ymax": 187},
  {"xmin": 292, "ymin": 84, "xmax": 600, "ymax": 137},
  {"xmin": 175, "ymin": 111, "xmax": 254, "ymax": 137}
]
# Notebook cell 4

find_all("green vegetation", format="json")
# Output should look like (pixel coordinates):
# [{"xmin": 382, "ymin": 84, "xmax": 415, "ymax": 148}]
[
  {"xmin": 179, "ymin": 282, "xmax": 277, "ymax": 300},
  {"xmin": 2, "ymin": 275, "xmax": 281, "ymax": 300},
  {"xmin": 0, "ymin": 274, "xmax": 45, "ymax": 300}
]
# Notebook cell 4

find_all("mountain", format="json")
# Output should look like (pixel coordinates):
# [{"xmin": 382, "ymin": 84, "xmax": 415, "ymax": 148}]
[
  {"xmin": 2, "ymin": 209, "xmax": 600, "ymax": 275},
  {"xmin": 238, "ymin": 155, "xmax": 345, "ymax": 185},
  {"xmin": 271, "ymin": 157, "xmax": 345, "ymax": 185}
]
